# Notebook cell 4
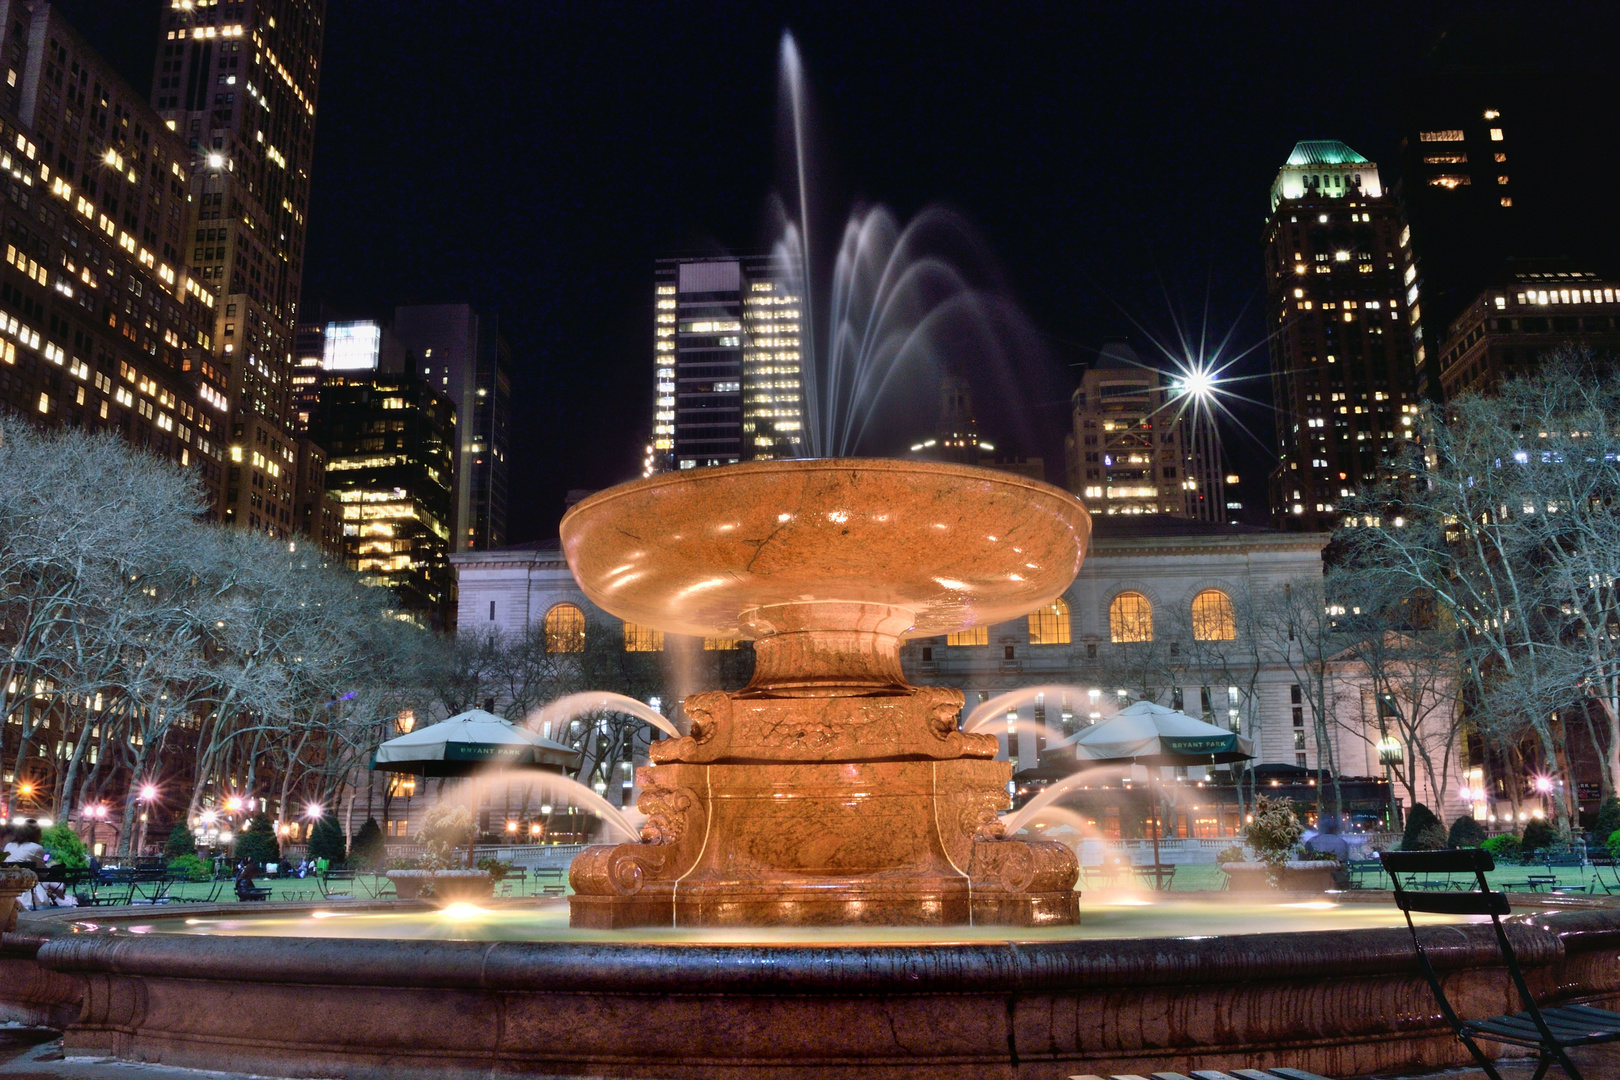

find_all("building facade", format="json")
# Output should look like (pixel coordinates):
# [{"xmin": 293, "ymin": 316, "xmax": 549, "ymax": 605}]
[
  {"xmin": 451, "ymin": 520, "xmax": 1469, "ymax": 839},
  {"xmin": 650, "ymin": 255, "xmax": 804, "ymax": 473},
  {"xmin": 151, "ymin": 0, "xmax": 324, "ymax": 532},
  {"xmin": 1263, "ymin": 140, "xmax": 1419, "ymax": 531},
  {"xmin": 308, "ymin": 373, "xmax": 455, "ymax": 625},
  {"xmin": 393, "ymin": 303, "xmax": 511, "ymax": 551},
  {"xmin": 1063, "ymin": 341, "xmax": 1224, "ymax": 520},
  {"xmin": 1437, "ymin": 266, "xmax": 1620, "ymax": 399},
  {"xmin": 0, "ymin": 1, "xmax": 227, "ymax": 490}
]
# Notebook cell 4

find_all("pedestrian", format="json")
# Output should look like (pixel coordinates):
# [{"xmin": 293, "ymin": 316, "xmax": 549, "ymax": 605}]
[{"xmin": 3, "ymin": 821, "xmax": 46, "ymax": 865}]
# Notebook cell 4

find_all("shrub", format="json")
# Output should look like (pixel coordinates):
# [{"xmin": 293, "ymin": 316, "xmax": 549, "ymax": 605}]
[
  {"xmin": 475, "ymin": 856, "xmax": 510, "ymax": 882},
  {"xmin": 1607, "ymin": 829, "xmax": 1620, "ymax": 860},
  {"xmin": 1448, "ymin": 815, "xmax": 1488, "ymax": 849},
  {"xmin": 41, "ymin": 822, "xmax": 88, "ymax": 869},
  {"xmin": 1214, "ymin": 844, "xmax": 1246, "ymax": 865},
  {"xmin": 416, "ymin": 804, "xmax": 473, "ymax": 870},
  {"xmin": 163, "ymin": 822, "xmax": 196, "ymax": 858},
  {"xmin": 1243, "ymin": 795, "xmax": 1304, "ymax": 869},
  {"xmin": 1595, "ymin": 796, "xmax": 1620, "ymax": 844},
  {"xmin": 1520, "ymin": 817, "xmax": 1558, "ymax": 854},
  {"xmin": 1401, "ymin": 803, "xmax": 1447, "ymax": 851},
  {"xmin": 234, "ymin": 812, "xmax": 281, "ymax": 868},
  {"xmin": 1482, "ymin": 834, "xmax": 1522, "ymax": 863},
  {"xmin": 167, "ymin": 853, "xmax": 210, "ymax": 882},
  {"xmin": 350, "ymin": 817, "xmax": 386, "ymax": 871},
  {"xmin": 307, "ymin": 815, "xmax": 347, "ymax": 863}
]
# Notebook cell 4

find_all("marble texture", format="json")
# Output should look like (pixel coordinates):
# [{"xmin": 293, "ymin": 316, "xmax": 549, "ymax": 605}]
[
  {"xmin": 7, "ymin": 899, "xmax": 1620, "ymax": 1078},
  {"xmin": 0, "ymin": 867, "xmax": 36, "ymax": 934},
  {"xmin": 561, "ymin": 460, "xmax": 1090, "ymax": 928},
  {"xmin": 560, "ymin": 458, "xmax": 1091, "ymax": 647}
]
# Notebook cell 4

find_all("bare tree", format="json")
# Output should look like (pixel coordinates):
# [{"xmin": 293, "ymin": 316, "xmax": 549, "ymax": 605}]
[{"xmin": 1340, "ymin": 352, "xmax": 1620, "ymax": 832}]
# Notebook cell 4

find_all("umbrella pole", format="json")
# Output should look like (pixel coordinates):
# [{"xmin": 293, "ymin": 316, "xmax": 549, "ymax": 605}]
[{"xmin": 1149, "ymin": 766, "xmax": 1163, "ymax": 890}]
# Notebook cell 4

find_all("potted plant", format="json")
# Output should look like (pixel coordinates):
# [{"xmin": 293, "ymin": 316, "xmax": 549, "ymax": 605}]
[
  {"xmin": 386, "ymin": 804, "xmax": 492, "ymax": 903},
  {"xmin": 1220, "ymin": 795, "xmax": 1339, "ymax": 891}
]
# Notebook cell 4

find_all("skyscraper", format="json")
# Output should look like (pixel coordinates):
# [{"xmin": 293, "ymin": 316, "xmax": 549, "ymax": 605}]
[
  {"xmin": 150, "ymin": 0, "xmax": 324, "ymax": 527},
  {"xmin": 1395, "ymin": 105, "xmax": 1522, "ymax": 399},
  {"xmin": 1436, "ymin": 265, "xmax": 1620, "ymax": 399},
  {"xmin": 0, "ymin": 2, "xmax": 227, "ymax": 490},
  {"xmin": 650, "ymin": 255, "xmax": 803, "ymax": 473},
  {"xmin": 1063, "ymin": 342, "xmax": 1223, "ymax": 520},
  {"xmin": 1263, "ymin": 141, "xmax": 1418, "ymax": 531},
  {"xmin": 308, "ymin": 372, "xmax": 455, "ymax": 627},
  {"xmin": 393, "ymin": 303, "xmax": 510, "ymax": 551}
]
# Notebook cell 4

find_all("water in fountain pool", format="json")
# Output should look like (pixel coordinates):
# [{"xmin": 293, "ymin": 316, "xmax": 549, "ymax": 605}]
[{"xmin": 132, "ymin": 896, "xmax": 1482, "ymax": 944}]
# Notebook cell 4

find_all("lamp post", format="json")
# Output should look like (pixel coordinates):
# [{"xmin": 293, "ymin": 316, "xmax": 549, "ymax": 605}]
[
  {"xmin": 135, "ymin": 783, "xmax": 159, "ymax": 857},
  {"xmin": 1377, "ymin": 736, "xmax": 1404, "ymax": 832},
  {"xmin": 1533, "ymin": 775, "xmax": 1554, "ymax": 822}
]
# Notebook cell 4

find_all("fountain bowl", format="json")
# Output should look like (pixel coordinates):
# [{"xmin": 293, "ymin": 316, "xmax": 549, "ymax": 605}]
[
  {"xmin": 559, "ymin": 460, "xmax": 1090, "ymax": 927},
  {"xmin": 561, "ymin": 458, "xmax": 1090, "ymax": 643}
]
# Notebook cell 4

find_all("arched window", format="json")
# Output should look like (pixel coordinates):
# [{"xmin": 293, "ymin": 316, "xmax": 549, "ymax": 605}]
[
  {"xmin": 1109, "ymin": 592, "xmax": 1153, "ymax": 643},
  {"xmin": 543, "ymin": 603, "xmax": 586, "ymax": 653},
  {"xmin": 623, "ymin": 622, "xmax": 664, "ymax": 652},
  {"xmin": 947, "ymin": 625, "xmax": 989, "ymax": 646},
  {"xmin": 1027, "ymin": 599, "xmax": 1071, "ymax": 645},
  {"xmin": 1191, "ymin": 589, "xmax": 1236, "ymax": 641}
]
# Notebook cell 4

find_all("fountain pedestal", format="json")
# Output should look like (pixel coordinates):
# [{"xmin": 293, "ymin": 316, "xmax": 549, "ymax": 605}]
[
  {"xmin": 561, "ymin": 459, "xmax": 1088, "ymax": 928},
  {"xmin": 570, "ymin": 690, "xmax": 1078, "ymax": 928}
]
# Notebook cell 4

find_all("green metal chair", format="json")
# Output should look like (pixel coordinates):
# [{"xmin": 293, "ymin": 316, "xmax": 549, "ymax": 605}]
[{"xmin": 1382, "ymin": 848, "xmax": 1620, "ymax": 1080}]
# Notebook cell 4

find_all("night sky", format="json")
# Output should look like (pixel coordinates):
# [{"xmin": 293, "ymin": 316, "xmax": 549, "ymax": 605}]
[{"xmin": 66, "ymin": 2, "xmax": 1620, "ymax": 542}]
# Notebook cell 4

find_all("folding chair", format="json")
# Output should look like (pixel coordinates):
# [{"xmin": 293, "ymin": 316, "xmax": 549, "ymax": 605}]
[
  {"xmin": 1066, "ymin": 1068, "xmax": 1336, "ymax": 1079},
  {"xmin": 1382, "ymin": 848, "xmax": 1620, "ymax": 1080}
]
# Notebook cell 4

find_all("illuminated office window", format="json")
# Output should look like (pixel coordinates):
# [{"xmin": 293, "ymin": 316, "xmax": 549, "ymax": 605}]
[
  {"xmin": 623, "ymin": 622, "xmax": 664, "ymax": 652},
  {"xmin": 543, "ymin": 603, "xmax": 586, "ymax": 653},
  {"xmin": 1109, "ymin": 592, "xmax": 1153, "ymax": 643},
  {"xmin": 1027, "ymin": 599, "xmax": 1071, "ymax": 645},
  {"xmin": 1191, "ymin": 589, "xmax": 1236, "ymax": 641},
  {"xmin": 947, "ymin": 626, "xmax": 989, "ymax": 647}
]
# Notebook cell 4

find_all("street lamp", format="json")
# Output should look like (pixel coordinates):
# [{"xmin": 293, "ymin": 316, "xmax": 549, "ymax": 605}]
[
  {"xmin": 135, "ymin": 781, "xmax": 160, "ymax": 856},
  {"xmin": 1377, "ymin": 737, "xmax": 1404, "ymax": 831}
]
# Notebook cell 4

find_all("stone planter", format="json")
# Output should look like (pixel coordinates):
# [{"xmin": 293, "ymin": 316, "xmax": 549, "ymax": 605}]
[
  {"xmin": 385, "ymin": 870, "xmax": 493, "ymax": 904},
  {"xmin": 1220, "ymin": 860, "xmax": 1341, "ymax": 892},
  {"xmin": 384, "ymin": 870, "xmax": 431, "ymax": 901},
  {"xmin": 0, "ymin": 866, "xmax": 38, "ymax": 933},
  {"xmin": 429, "ymin": 871, "xmax": 493, "ymax": 903}
]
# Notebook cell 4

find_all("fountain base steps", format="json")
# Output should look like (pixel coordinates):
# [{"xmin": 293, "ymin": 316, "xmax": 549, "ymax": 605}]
[{"xmin": 569, "ymin": 756, "xmax": 1079, "ymax": 929}]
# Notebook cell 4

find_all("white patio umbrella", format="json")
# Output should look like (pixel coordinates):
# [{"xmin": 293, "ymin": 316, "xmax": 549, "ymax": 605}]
[
  {"xmin": 371, "ymin": 709, "xmax": 582, "ymax": 777},
  {"xmin": 1056, "ymin": 700, "xmax": 1255, "ymax": 885}
]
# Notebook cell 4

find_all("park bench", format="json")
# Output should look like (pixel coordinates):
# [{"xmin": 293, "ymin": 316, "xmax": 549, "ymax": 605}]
[
  {"xmin": 498, "ymin": 868, "xmax": 527, "ymax": 896},
  {"xmin": 532, "ymin": 866, "xmax": 567, "ymax": 896},
  {"xmin": 235, "ymin": 881, "xmax": 272, "ymax": 901},
  {"xmin": 1344, "ymin": 857, "xmax": 1382, "ymax": 888},
  {"xmin": 1384, "ymin": 848, "xmax": 1620, "ymax": 1080},
  {"xmin": 1067, "ymin": 1068, "xmax": 1336, "ymax": 1079},
  {"xmin": 1525, "ymin": 874, "xmax": 1560, "ymax": 892}
]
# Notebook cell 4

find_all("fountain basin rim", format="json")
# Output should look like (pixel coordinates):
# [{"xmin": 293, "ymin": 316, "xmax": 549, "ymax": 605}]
[
  {"xmin": 562, "ymin": 457, "xmax": 1081, "ymax": 521},
  {"xmin": 15, "ymin": 895, "xmax": 1616, "ymax": 996},
  {"xmin": 559, "ymin": 457, "xmax": 1091, "ymax": 642}
]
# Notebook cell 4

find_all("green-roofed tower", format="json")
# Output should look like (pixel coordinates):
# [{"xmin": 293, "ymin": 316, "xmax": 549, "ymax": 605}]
[
  {"xmin": 1262, "ymin": 141, "xmax": 1418, "ymax": 532},
  {"xmin": 1270, "ymin": 140, "xmax": 1383, "ymax": 212}
]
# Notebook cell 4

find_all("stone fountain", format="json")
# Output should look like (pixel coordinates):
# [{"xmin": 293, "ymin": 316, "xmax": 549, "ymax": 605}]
[{"xmin": 562, "ymin": 458, "xmax": 1087, "ymax": 927}]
